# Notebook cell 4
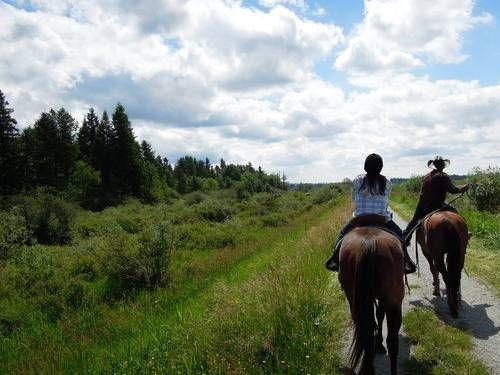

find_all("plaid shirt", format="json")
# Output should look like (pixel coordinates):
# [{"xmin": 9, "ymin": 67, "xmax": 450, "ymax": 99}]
[{"xmin": 351, "ymin": 174, "xmax": 392, "ymax": 220}]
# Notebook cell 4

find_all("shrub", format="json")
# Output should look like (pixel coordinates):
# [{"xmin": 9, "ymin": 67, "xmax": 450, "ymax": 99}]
[
  {"xmin": 176, "ymin": 220, "xmax": 240, "ymax": 250},
  {"xmin": 196, "ymin": 199, "xmax": 235, "ymax": 222},
  {"xmin": 12, "ymin": 189, "xmax": 76, "ymax": 245},
  {"xmin": 235, "ymin": 181, "xmax": 252, "ymax": 200},
  {"xmin": 102, "ymin": 222, "xmax": 174, "ymax": 299},
  {"xmin": 468, "ymin": 167, "xmax": 500, "ymax": 212},
  {"xmin": 311, "ymin": 185, "xmax": 338, "ymax": 204},
  {"xmin": 0, "ymin": 207, "xmax": 32, "ymax": 259},
  {"xmin": 1, "ymin": 245, "xmax": 79, "ymax": 321},
  {"xmin": 400, "ymin": 175, "xmax": 422, "ymax": 194},
  {"xmin": 184, "ymin": 191, "xmax": 206, "ymax": 206},
  {"xmin": 251, "ymin": 192, "xmax": 278, "ymax": 216},
  {"xmin": 277, "ymin": 192, "xmax": 304, "ymax": 214},
  {"xmin": 67, "ymin": 160, "xmax": 102, "ymax": 210},
  {"xmin": 72, "ymin": 214, "xmax": 122, "ymax": 239},
  {"xmin": 261, "ymin": 213, "xmax": 288, "ymax": 227}
]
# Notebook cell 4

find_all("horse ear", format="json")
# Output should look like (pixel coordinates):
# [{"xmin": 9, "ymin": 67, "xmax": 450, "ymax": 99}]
[{"xmin": 427, "ymin": 160, "xmax": 434, "ymax": 167}]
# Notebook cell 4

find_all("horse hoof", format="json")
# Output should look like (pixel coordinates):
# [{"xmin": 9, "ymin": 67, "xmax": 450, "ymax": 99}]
[{"xmin": 376, "ymin": 343, "xmax": 387, "ymax": 354}]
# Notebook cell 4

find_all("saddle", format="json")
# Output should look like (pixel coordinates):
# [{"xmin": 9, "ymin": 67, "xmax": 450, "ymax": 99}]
[
  {"xmin": 350, "ymin": 214, "xmax": 389, "ymax": 227},
  {"xmin": 416, "ymin": 204, "xmax": 458, "ymax": 231},
  {"xmin": 334, "ymin": 214, "xmax": 401, "ymax": 253}
]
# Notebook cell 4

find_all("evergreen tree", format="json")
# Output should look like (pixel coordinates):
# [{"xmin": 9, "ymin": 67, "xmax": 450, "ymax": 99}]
[
  {"xmin": 95, "ymin": 110, "xmax": 113, "ymax": 191},
  {"xmin": 110, "ymin": 103, "xmax": 142, "ymax": 197},
  {"xmin": 26, "ymin": 112, "xmax": 60, "ymax": 187},
  {"xmin": 0, "ymin": 90, "xmax": 20, "ymax": 194},
  {"xmin": 20, "ymin": 108, "xmax": 78, "ymax": 190},
  {"xmin": 77, "ymin": 108, "xmax": 99, "ymax": 165},
  {"xmin": 141, "ymin": 140, "xmax": 156, "ymax": 163},
  {"xmin": 53, "ymin": 108, "xmax": 78, "ymax": 189}
]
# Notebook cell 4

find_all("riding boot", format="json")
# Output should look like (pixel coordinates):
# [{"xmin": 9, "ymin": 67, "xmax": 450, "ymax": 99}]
[
  {"xmin": 402, "ymin": 242, "xmax": 416, "ymax": 274},
  {"xmin": 325, "ymin": 244, "xmax": 340, "ymax": 272},
  {"xmin": 325, "ymin": 222, "xmax": 354, "ymax": 272},
  {"xmin": 402, "ymin": 228, "xmax": 412, "ymax": 247}
]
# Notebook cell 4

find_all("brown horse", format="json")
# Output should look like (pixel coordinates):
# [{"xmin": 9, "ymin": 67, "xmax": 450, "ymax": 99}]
[
  {"xmin": 339, "ymin": 225, "xmax": 404, "ymax": 375},
  {"xmin": 416, "ymin": 211, "xmax": 469, "ymax": 318}
]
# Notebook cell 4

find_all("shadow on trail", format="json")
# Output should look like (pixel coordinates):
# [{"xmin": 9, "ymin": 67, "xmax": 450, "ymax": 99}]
[
  {"xmin": 373, "ymin": 333, "xmax": 411, "ymax": 375},
  {"xmin": 410, "ymin": 297, "xmax": 500, "ymax": 340}
]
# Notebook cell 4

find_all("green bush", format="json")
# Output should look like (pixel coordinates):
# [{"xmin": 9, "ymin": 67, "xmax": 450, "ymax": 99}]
[
  {"xmin": 277, "ymin": 192, "xmax": 304, "ymax": 214},
  {"xmin": 311, "ymin": 185, "xmax": 338, "ymax": 204},
  {"xmin": 261, "ymin": 212, "xmax": 288, "ymax": 227},
  {"xmin": 176, "ymin": 221, "xmax": 240, "ymax": 250},
  {"xmin": 400, "ymin": 175, "xmax": 422, "ymax": 194},
  {"xmin": 72, "ymin": 213, "xmax": 122, "ymax": 239},
  {"xmin": 12, "ymin": 189, "xmax": 76, "ymax": 245},
  {"xmin": 101, "ymin": 222, "xmax": 174, "ymax": 299},
  {"xmin": 196, "ymin": 199, "xmax": 235, "ymax": 222},
  {"xmin": 468, "ymin": 167, "xmax": 500, "ymax": 212},
  {"xmin": 251, "ymin": 192, "xmax": 279, "ymax": 216},
  {"xmin": 0, "ymin": 207, "xmax": 32, "ymax": 259},
  {"xmin": 184, "ymin": 191, "xmax": 206, "ymax": 205},
  {"xmin": 67, "ymin": 160, "xmax": 102, "ymax": 210},
  {"xmin": 0, "ymin": 245, "xmax": 86, "ymax": 321}
]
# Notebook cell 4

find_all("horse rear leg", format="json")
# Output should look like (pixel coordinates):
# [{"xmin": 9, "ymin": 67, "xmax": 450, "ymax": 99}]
[
  {"xmin": 423, "ymin": 251, "xmax": 440, "ymax": 296},
  {"xmin": 376, "ymin": 302, "xmax": 387, "ymax": 354},
  {"xmin": 386, "ymin": 305, "xmax": 402, "ymax": 375}
]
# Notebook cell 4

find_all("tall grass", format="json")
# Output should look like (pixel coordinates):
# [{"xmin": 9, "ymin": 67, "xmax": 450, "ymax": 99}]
[{"xmin": 0, "ymin": 188, "xmax": 350, "ymax": 373}]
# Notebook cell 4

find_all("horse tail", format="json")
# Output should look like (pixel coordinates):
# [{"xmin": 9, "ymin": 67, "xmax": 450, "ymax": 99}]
[
  {"xmin": 349, "ymin": 237, "xmax": 377, "ymax": 373},
  {"xmin": 445, "ymin": 221, "xmax": 464, "ymax": 317}
]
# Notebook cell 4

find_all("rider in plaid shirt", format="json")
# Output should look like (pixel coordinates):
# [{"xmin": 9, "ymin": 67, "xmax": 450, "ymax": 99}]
[
  {"xmin": 352, "ymin": 174, "xmax": 392, "ymax": 220},
  {"xmin": 326, "ymin": 154, "xmax": 416, "ymax": 274}
]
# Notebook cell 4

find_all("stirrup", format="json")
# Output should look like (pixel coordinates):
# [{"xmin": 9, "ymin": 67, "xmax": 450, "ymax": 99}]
[{"xmin": 404, "ymin": 259, "xmax": 417, "ymax": 274}]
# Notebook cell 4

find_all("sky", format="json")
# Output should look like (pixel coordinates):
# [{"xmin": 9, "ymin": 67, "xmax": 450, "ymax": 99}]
[{"xmin": 1, "ymin": 0, "xmax": 499, "ymax": 182}]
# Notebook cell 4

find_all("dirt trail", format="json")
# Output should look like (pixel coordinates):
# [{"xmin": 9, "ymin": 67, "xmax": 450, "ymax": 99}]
[{"xmin": 343, "ymin": 210, "xmax": 500, "ymax": 374}]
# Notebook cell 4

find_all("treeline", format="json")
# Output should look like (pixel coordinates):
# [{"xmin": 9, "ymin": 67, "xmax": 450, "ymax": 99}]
[{"xmin": 0, "ymin": 90, "xmax": 285, "ymax": 209}]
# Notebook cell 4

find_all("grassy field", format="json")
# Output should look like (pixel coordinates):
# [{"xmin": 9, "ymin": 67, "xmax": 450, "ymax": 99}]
[{"xmin": 0, "ymin": 187, "xmax": 352, "ymax": 373}]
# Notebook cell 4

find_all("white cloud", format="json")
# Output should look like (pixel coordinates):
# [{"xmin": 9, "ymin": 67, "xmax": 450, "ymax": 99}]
[
  {"xmin": 0, "ymin": 0, "xmax": 498, "ymax": 182},
  {"xmin": 312, "ymin": 6, "xmax": 326, "ymax": 17},
  {"xmin": 335, "ymin": 0, "xmax": 493, "ymax": 78},
  {"xmin": 0, "ymin": 1, "xmax": 343, "ymax": 125},
  {"xmin": 259, "ymin": 0, "xmax": 308, "ymax": 11}
]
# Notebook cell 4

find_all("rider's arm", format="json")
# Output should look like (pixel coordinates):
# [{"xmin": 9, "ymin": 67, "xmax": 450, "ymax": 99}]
[{"xmin": 444, "ymin": 175, "xmax": 467, "ymax": 194}]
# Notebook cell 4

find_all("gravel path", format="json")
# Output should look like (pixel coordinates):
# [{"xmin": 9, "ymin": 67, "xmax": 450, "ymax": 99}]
[{"xmin": 342, "ymin": 210, "xmax": 500, "ymax": 374}]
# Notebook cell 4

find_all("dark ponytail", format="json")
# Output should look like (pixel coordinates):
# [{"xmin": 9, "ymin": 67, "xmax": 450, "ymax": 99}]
[{"xmin": 359, "ymin": 153, "xmax": 387, "ymax": 195}]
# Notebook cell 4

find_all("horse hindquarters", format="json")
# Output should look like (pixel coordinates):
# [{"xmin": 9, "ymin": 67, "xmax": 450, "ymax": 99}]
[
  {"xmin": 444, "ymin": 223, "xmax": 465, "ymax": 318},
  {"xmin": 349, "ymin": 239, "xmax": 377, "ymax": 375}
]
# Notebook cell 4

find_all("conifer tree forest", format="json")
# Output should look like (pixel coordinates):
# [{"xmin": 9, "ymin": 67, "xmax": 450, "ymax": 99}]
[{"xmin": 0, "ymin": 89, "xmax": 286, "ymax": 210}]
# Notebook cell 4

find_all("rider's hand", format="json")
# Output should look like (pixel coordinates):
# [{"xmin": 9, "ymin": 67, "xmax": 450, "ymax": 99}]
[{"xmin": 462, "ymin": 184, "xmax": 470, "ymax": 192}]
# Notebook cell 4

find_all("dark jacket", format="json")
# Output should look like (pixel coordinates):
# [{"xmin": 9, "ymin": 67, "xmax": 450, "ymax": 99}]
[{"xmin": 418, "ymin": 170, "xmax": 462, "ymax": 211}]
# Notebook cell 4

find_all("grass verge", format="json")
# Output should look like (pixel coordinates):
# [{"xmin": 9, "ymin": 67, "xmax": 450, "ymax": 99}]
[{"xmin": 404, "ymin": 308, "xmax": 488, "ymax": 374}]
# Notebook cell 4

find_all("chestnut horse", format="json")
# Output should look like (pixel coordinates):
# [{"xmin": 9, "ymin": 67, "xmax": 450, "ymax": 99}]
[
  {"xmin": 339, "ymin": 226, "xmax": 404, "ymax": 375},
  {"xmin": 416, "ymin": 211, "xmax": 469, "ymax": 318}
]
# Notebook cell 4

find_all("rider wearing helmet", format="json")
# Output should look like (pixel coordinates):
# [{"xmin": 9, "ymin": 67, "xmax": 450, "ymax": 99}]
[
  {"xmin": 402, "ymin": 156, "xmax": 469, "ymax": 245},
  {"xmin": 326, "ymin": 153, "xmax": 417, "ymax": 274}
]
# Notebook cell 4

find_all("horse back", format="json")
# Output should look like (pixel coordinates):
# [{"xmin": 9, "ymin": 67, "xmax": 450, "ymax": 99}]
[
  {"xmin": 420, "ymin": 211, "xmax": 469, "ymax": 255},
  {"xmin": 339, "ymin": 228, "xmax": 404, "ymax": 306}
]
